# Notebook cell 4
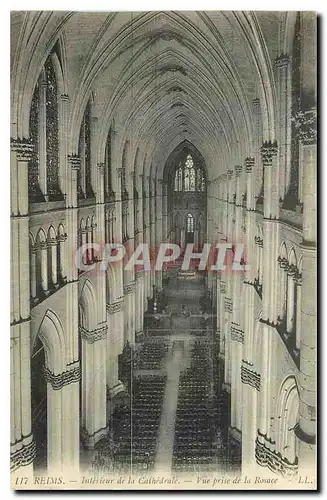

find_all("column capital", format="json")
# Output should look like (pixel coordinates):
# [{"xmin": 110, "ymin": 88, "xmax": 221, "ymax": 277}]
[
  {"xmin": 260, "ymin": 141, "xmax": 278, "ymax": 166},
  {"xmin": 231, "ymin": 324, "xmax": 244, "ymax": 344},
  {"xmin": 106, "ymin": 299, "xmax": 124, "ymax": 315},
  {"xmin": 287, "ymin": 263, "xmax": 298, "ymax": 278},
  {"xmin": 47, "ymin": 237, "xmax": 57, "ymax": 247},
  {"xmin": 254, "ymin": 236, "xmax": 263, "ymax": 247},
  {"xmin": 57, "ymin": 233, "xmax": 68, "ymax": 243},
  {"xmin": 277, "ymin": 256, "xmax": 288, "ymax": 269},
  {"xmin": 294, "ymin": 270, "xmax": 302, "ymax": 286},
  {"xmin": 245, "ymin": 157, "xmax": 255, "ymax": 173},
  {"xmin": 235, "ymin": 165, "xmax": 243, "ymax": 177},
  {"xmin": 220, "ymin": 281, "xmax": 226, "ymax": 294},
  {"xmin": 68, "ymin": 154, "xmax": 81, "ymax": 170},
  {"xmin": 43, "ymin": 362, "xmax": 81, "ymax": 390},
  {"xmin": 292, "ymin": 108, "xmax": 317, "ymax": 145},
  {"xmin": 241, "ymin": 361, "xmax": 261, "ymax": 391},
  {"xmin": 275, "ymin": 53, "xmax": 290, "ymax": 68},
  {"xmin": 11, "ymin": 138, "xmax": 34, "ymax": 161},
  {"xmin": 35, "ymin": 240, "xmax": 48, "ymax": 251},
  {"xmin": 10, "ymin": 434, "xmax": 36, "ymax": 472},
  {"xmin": 80, "ymin": 324, "xmax": 107, "ymax": 344},
  {"xmin": 227, "ymin": 169, "xmax": 233, "ymax": 180},
  {"xmin": 253, "ymin": 97, "xmax": 260, "ymax": 107},
  {"xmin": 60, "ymin": 93, "xmax": 69, "ymax": 102},
  {"xmin": 123, "ymin": 281, "xmax": 136, "ymax": 295}
]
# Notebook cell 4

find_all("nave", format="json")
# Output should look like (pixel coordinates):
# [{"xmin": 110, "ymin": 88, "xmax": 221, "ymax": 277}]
[{"xmin": 89, "ymin": 273, "xmax": 241, "ymax": 476}]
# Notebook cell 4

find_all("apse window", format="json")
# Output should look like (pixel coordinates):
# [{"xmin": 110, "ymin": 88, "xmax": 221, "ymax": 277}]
[
  {"xmin": 174, "ymin": 154, "xmax": 205, "ymax": 192},
  {"xmin": 187, "ymin": 213, "xmax": 195, "ymax": 233}
]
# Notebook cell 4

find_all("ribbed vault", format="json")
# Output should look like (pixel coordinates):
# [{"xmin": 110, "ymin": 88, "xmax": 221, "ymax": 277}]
[{"xmin": 11, "ymin": 10, "xmax": 287, "ymax": 183}]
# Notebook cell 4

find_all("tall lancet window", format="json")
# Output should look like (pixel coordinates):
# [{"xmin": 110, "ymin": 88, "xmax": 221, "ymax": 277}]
[
  {"xmin": 78, "ymin": 99, "xmax": 94, "ymax": 199},
  {"xmin": 173, "ymin": 153, "xmax": 205, "ymax": 192},
  {"xmin": 174, "ymin": 167, "xmax": 183, "ymax": 191},
  {"xmin": 29, "ymin": 81, "xmax": 40, "ymax": 199},
  {"xmin": 121, "ymin": 142, "xmax": 128, "ymax": 200},
  {"xmin": 283, "ymin": 12, "xmax": 301, "ymax": 211},
  {"xmin": 187, "ymin": 212, "xmax": 194, "ymax": 232},
  {"xmin": 104, "ymin": 127, "xmax": 113, "ymax": 198},
  {"xmin": 28, "ymin": 52, "xmax": 61, "ymax": 202},
  {"xmin": 185, "ymin": 154, "xmax": 195, "ymax": 191},
  {"xmin": 45, "ymin": 56, "xmax": 59, "ymax": 197}
]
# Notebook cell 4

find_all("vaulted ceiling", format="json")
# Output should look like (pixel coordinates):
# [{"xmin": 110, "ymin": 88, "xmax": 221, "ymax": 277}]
[{"xmin": 11, "ymin": 11, "xmax": 292, "ymax": 180}]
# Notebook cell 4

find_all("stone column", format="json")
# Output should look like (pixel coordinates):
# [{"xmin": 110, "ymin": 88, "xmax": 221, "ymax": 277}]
[
  {"xmin": 106, "ymin": 301, "xmax": 125, "ymax": 399},
  {"xmin": 30, "ymin": 244, "xmax": 37, "ymax": 300},
  {"xmin": 48, "ymin": 237, "xmax": 58, "ymax": 288},
  {"xmin": 80, "ymin": 325, "xmax": 108, "ymax": 449},
  {"xmin": 261, "ymin": 142, "xmax": 279, "ymax": 322},
  {"xmin": 58, "ymin": 233, "xmax": 67, "ymax": 280},
  {"xmin": 150, "ymin": 178, "xmax": 156, "ymax": 291},
  {"xmin": 295, "ymin": 272, "xmax": 302, "ymax": 350},
  {"xmin": 43, "ymin": 363, "xmax": 80, "ymax": 474},
  {"xmin": 261, "ymin": 141, "xmax": 279, "ymax": 220},
  {"xmin": 286, "ymin": 267, "xmax": 295, "ymax": 333},
  {"xmin": 162, "ymin": 181, "xmax": 168, "ymax": 241},
  {"xmin": 155, "ymin": 180, "xmax": 163, "ymax": 289},
  {"xmin": 229, "ymin": 165, "xmax": 243, "ymax": 440},
  {"xmin": 39, "ymin": 79, "xmax": 47, "ymax": 197},
  {"xmin": 296, "ymin": 127, "xmax": 317, "ymax": 476},
  {"xmin": 275, "ymin": 55, "xmax": 291, "ymax": 199},
  {"xmin": 59, "ymin": 93, "xmax": 69, "ymax": 195}
]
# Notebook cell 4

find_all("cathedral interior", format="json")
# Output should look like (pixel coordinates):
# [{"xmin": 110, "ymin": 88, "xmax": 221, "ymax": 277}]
[{"xmin": 10, "ymin": 11, "xmax": 317, "ymax": 482}]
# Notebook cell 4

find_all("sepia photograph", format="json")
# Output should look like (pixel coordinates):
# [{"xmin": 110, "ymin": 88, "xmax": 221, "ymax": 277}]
[{"xmin": 10, "ymin": 9, "xmax": 317, "ymax": 491}]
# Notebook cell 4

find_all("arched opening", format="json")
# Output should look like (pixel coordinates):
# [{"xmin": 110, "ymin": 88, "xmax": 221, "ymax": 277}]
[
  {"xmin": 186, "ymin": 212, "xmax": 195, "ymax": 243},
  {"xmin": 164, "ymin": 141, "xmax": 207, "ymax": 253},
  {"xmin": 31, "ymin": 337, "xmax": 47, "ymax": 472},
  {"xmin": 275, "ymin": 376, "xmax": 300, "ymax": 467},
  {"xmin": 31, "ymin": 309, "xmax": 67, "ymax": 473},
  {"xmin": 287, "ymin": 248, "xmax": 298, "ymax": 344}
]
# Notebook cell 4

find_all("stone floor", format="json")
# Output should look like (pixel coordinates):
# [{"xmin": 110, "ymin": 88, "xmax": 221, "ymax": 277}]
[{"xmin": 86, "ymin": 272, "xmax": 241, "ymax": 475}]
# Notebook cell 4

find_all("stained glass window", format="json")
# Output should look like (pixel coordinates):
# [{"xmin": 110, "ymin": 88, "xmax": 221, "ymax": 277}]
[
  {"xmin": 173, "ymin": 154, "xmax": 205, "ymax": 192},
  {"xmin": 187, "ymin": 213, "xmax": 194, "ymax": 232},
  {"xmin": 121, "ymin": 142, "xmax": 127, "ymax": 199},
  {"xmin": 45, "ymin": 55, "xmax": 60, "ymax": 197},
  {"xmin": 174, "ymin": 170, "xmax": 179, "ymax": 191},
  {"xmin": 105, "ymin": 128, "xmax": 112, "ymax": 197},
  {"xmin": 78, "ymin": 99, "xmax": 94, "ymax": 198},
  {"xmin": 84, "ymin": 100, "xmax": 92, "ymax": 196},
  {"xmin": 29, "ymin": 81, "xmax": 40, "ymax": 198},
  {"xmin": 189, "ymin": 165, "xmax": 196, "ymax": 191},
  {"xmin": 184, "ymin": 167, "xmax": 190, "ymax": 191}
]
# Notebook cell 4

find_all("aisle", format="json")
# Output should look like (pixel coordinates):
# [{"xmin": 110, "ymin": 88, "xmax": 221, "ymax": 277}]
[{"xmin": 154, "ymin": 342, "xmax": 190, "ymax": 472}]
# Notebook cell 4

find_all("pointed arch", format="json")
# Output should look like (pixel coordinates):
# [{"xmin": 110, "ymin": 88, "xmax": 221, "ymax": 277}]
[
  {"xmin": 288, "ymin": 247, "xmax": 297, "ymax": 267},
  {"xmin": 58, "ymin": 223, "xmax": 66, "ymax": 236},
  {"xmin": 36, "ymin": 227, "xmax": 47, "ymax": 243},
  {"xmin": 275, "ymin": 375, "xmax": 299, "ymax": 464},
  {"xmin": 34, "ymin": 309, "xmax": 66, "ymax": 375},
  {"xmin": 279, "ymin": 241, "xmax": 288, "ymax": 259},
  {"xmin": 47, "ymin": 225, "xmax": 57, "ymax": 240},
  {"xmin": 79, "ymin": 279, "xmax": 97, "ymax": 331},
  {"xmin": 186, "ymin": 212, "xmax": 195, "ymax": 233},
  {"xmin": 106, "ymin": 263, "xmax": 117, "ymax": 305}
]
